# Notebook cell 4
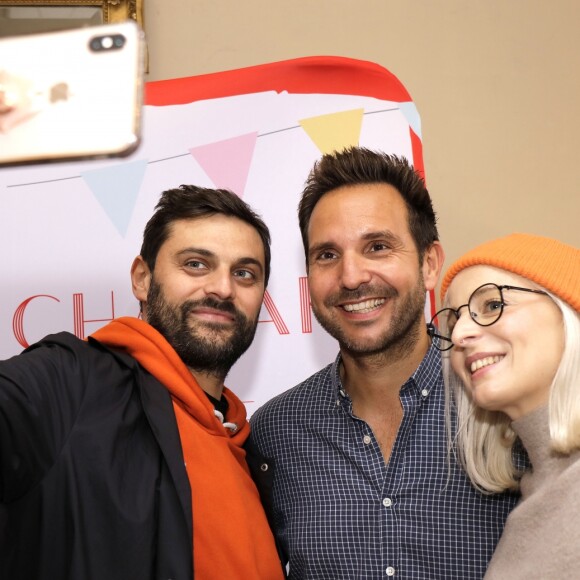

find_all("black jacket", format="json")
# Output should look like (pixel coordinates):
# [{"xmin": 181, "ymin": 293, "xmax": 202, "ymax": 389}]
[{"xmin": 0, "ymin": 332, "xmax": 244, "ymax": 579}]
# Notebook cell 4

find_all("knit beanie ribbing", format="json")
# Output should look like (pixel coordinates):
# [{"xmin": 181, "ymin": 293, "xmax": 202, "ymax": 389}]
[{"xmin": 440, "ymin": 233, "xmax": 580, "ymax": 312}]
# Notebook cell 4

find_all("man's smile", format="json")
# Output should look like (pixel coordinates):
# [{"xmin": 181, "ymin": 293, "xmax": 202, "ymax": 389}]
[{"xmin": 341, "ymin": 298, "xmax": 386, "ymax": 314}]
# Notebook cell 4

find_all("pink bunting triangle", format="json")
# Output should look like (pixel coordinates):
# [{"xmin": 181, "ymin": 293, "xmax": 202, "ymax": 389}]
[{"xmin": 189, "ymin": 132, "xmax": 258, "ymax": 198}]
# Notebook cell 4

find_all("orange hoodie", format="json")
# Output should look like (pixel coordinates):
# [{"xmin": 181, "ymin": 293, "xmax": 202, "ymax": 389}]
[{"xmin": 91, "ymin": 317, "xmax": 283, "ymax": 579}]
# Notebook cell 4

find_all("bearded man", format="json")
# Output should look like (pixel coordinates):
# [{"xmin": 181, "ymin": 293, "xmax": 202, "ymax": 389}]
[{"xmin": 0, "ymin": 185, "xmax": 284, "ymax": 580}]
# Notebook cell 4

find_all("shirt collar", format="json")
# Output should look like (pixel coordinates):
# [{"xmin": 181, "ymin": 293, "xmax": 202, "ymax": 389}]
[
  {"xmin": 407, "ymin": 343, "xmax": 442, "ymax": 400},
  {"xmin": 330, "ymin": 344, "xmax": 442, "ymax": 407},
  {"xmin": 329, "ymin": 354, "xmax": 350, "ymax": 412}
]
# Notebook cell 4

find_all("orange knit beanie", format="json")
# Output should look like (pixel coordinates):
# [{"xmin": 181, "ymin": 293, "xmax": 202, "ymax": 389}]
[{"xmin": 440, "ymin": 233, "xmax": 580, "ymax": 312}]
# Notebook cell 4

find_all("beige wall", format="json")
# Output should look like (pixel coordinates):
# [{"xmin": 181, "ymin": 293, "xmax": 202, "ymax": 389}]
[{"xmin": 144, "ymin": 0, "xmax": 579, "ymax": 287}]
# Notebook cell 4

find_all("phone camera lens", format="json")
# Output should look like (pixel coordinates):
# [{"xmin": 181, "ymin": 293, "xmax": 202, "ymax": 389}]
[
  {"xmin": 89, "ymin": 38, "xmax": 102, "ymax": 51},
  {"xmin": 89, "ymin": 33, "xmax": 125, "ymax": 52}
]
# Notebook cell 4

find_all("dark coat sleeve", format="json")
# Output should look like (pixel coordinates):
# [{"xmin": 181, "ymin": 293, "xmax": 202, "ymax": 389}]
[
  {"xmin": 0, "ymin": 333, "xmax": 97, "ymax": 502},
  {"xmin": 0, "ymin": 333, "xmax": 195, "ymax": 580}
]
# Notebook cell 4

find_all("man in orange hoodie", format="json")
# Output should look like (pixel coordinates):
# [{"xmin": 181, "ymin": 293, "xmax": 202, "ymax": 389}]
[{"xmin": 0, "ymin": 185, "xmax": 284, "ymax": 580}]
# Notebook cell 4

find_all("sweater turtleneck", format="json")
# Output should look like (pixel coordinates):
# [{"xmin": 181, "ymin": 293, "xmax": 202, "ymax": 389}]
[
  {"xmin": 511, "ymin": 405, "xmax": 576, "ymax": 494},
  {"xmin": 484, "ymin": 405, "xmax": 580, "ymax": 578}
]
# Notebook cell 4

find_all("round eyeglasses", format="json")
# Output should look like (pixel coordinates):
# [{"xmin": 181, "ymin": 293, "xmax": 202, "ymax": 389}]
[{"xmin": 427, "ymin": 283, "xmax": 548, "ymax": 351}]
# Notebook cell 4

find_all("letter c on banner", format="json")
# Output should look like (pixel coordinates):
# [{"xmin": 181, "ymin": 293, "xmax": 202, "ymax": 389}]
[{"xmin": 13, "ymin": 295, "xmax": 60, "ymax": 348}]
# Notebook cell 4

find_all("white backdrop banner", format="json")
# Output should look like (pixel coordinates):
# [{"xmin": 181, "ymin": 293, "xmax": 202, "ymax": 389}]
[{"xmin": 0, "ymin": 56, "xmax": 433, "ymax": 415}]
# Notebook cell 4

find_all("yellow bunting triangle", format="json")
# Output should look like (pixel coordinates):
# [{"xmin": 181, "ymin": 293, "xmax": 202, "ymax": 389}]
[{"xmin": 299, "ymin": 109, "xmax": 363, "ymax": 154}]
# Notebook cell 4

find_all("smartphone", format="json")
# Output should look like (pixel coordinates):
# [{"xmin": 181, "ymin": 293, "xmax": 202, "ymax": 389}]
[{"xmin": 0, "ymin": 21, "xmax": 145, "ymax": 166}]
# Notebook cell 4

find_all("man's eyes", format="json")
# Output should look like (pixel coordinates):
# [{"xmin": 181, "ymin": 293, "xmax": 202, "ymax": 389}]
[
  {"xmin": 184, "ymin": 260, "xmax": 207, "ymax": 270},
  {"xmin": 316, "ymin": 250, "xmax": 337, "ymax": 261},
  {"xmin": 183, "ymin": 259, "xmax": 258, "ymax": 281},
  {"xmin": 234, "ymin": 269, "xmax": 256, "ymax": 281},
  {"xmin": 313, "ymin": 243, "xmax": 390, "ymax": 263},
  {"xmin": 369, "ymin": 242, "xmax": 390, "ymax": 252}
]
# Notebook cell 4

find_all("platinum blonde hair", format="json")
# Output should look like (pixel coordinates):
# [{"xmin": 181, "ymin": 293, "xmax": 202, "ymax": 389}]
[{"xmin": 443, "ymin": 292, "xmax": 580, "ymax": 494}]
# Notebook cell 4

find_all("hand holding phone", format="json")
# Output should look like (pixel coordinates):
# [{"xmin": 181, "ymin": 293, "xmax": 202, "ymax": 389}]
[{"xmin": 0, "ymin": 21, "xmax": 145, "ymax": 166}]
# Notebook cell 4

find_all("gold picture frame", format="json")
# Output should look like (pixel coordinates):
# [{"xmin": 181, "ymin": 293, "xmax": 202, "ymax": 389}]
[{"xmin": 0, "ymin": 1, "xmax": 144, "ymax": 37}]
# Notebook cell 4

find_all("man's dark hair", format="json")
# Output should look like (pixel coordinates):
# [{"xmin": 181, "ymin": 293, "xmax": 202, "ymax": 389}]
[
  {"xmin": 140, "ymin": 185, "xmax": 271, "ymax": 285},
  {"xmin": 298, "ymin": 147, "xmax": 439, "ymax": 262}
]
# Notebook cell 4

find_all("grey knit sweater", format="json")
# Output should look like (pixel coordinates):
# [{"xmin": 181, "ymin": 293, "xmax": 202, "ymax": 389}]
[{"xmin": 485, "ymin": 405, "xmax": 580, "ymax": 578}]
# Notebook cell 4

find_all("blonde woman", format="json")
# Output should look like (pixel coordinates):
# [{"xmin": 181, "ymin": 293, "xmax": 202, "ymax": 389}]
[{"xmin": 428, "ymin": 233, "xmax": 580, "ymax": 578}]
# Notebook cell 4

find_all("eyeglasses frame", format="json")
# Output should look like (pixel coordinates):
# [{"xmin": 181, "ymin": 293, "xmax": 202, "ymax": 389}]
[{"xmin": 427, "ymin": 283, "xmax": 548, "ymax": 351}]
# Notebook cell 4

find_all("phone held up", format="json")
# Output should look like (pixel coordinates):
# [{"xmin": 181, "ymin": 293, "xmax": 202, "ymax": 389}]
[{"xmin": 0, "ymin": 21, "xmax": 145, "ymax": 167}]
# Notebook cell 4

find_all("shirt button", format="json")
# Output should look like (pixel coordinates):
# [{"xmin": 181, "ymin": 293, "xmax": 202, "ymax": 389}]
[
  {"xmin": 386, "ymin": 566, "xmax": 396, "ymax": 576},
  {"xmin": 382, "ymin": 497, "xmax": 392, "ymax": 507},
  {"xmin": 260, "ymin": 463, "xmax": 269, "ymax": 472},
  {"xmin": 363, "ymin": 435, "xmax": 371, "ymax": 445},
  {"xmin": 421, "ymin": 388, "xmax": 429, "ymax": 397}
]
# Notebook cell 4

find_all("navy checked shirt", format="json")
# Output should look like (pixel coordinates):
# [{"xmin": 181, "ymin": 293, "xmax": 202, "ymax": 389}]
[{"xmin": 250, "ymin": 345, "xmax": 520, "ymax": 579}]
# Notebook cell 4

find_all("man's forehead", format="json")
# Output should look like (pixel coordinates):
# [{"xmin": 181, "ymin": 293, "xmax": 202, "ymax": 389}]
[
  {"xmin": 309, "ymin": 187, "xmax": 410, "ymax": 241},
  {"xmin": 166, "ymin": 215, "xmax": 219, "ymax": 235},
  {"xmin": 165, "ymin": 215, "xmax": 248, "ymax": 239},
  {"xmin": 162, "ymin": 216, "xmax": 264, "ymax": 260}
]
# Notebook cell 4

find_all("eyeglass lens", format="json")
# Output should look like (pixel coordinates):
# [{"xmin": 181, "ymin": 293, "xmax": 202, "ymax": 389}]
[{"xmin": 436, "ymin": 283, "xmax": 504, "ymax": 340}]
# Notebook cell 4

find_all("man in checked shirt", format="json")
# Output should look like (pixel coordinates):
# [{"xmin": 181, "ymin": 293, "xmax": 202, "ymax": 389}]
[{"xmin": 249, "ymin": 147, "xmax": 521, "ymax": 579}]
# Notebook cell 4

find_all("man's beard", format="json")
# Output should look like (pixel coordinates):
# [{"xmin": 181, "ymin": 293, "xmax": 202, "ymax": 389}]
[
  {"xmin": 312, "ymin": 276, "xmax": 427, "ymax": 359},
  {"xmin": 145, "ymin": 278, "xmax": 259, "ymax": 380}
]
